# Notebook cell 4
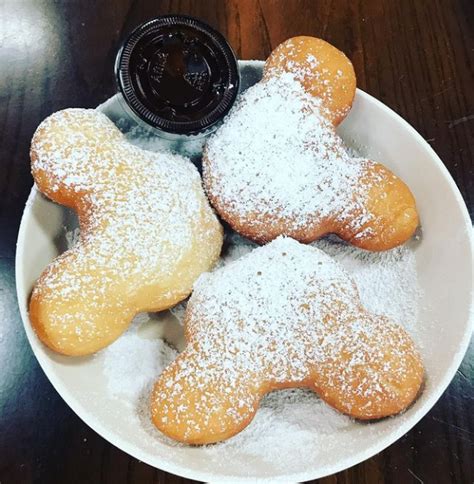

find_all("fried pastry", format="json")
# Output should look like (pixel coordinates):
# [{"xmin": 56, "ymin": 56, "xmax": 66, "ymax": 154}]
[
  {"xmin": 151, "ymin": 237, "xmax": 424, "ymax": 444},
  {"xmin": 29, "ymin": 109, "xmax": 223, "ymax": 356},
  {"xmin": 203, "ymin": 37, "xmax": 419, "ymax": 251}
]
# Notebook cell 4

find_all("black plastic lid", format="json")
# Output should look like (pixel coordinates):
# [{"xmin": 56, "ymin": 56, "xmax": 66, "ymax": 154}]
[{"xmin": 115, "ymin": 15, "xmax": 240, "ymax": 135}]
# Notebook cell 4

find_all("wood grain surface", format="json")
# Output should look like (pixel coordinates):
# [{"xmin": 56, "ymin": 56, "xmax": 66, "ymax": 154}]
[{"xmin": 0, "ymin": 1, "xmax": 472, "ymax": 483}]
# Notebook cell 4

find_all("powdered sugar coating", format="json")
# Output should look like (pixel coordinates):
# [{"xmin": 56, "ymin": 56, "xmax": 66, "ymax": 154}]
[
  {"xmin": 30, "ymin": 108, "xmax": 222, "ymax": 354},
  {"xmin": 204, "ymin": 74, "xmax": 378, "ymax": 238},
  {"xmin": 221, "ymin": 232, "xmax": 422, "ymax": 332},
  {"xmin": 152, "ymin": 237, "xmax": 423, "ymax": 442},
  {"xmin": 188, "ymin": 238, "xmax": 355, "ymax": 383}
]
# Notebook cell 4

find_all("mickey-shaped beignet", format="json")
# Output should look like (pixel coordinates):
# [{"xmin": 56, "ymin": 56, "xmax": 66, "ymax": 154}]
[
  {"xmin": 203, "ymin": 37, "xmax": 419, "ymax": 251},
  {"xmin": 30, "ymin": 109, "xmax": 223, "ymax": 356},
  {"xmin": 151, "ymin": 237, "xmax": 424, "ymax": 444}
]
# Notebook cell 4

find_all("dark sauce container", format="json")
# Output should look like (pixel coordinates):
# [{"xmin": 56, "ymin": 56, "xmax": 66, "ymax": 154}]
[{"xmin": 115, "ymin": 15, "xmax": 239, "ymax": 157}]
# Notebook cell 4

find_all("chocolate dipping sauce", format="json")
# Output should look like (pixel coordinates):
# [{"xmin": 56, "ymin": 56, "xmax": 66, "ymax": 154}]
[{"xmin": 115, "ymin": 15, "xmax": 239, "ymax": 152}]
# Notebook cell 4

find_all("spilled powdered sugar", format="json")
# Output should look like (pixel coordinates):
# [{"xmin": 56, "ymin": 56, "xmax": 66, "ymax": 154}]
[{"xmin": 103, "ymin": 314, "xmax": 177, "ymax": 399}]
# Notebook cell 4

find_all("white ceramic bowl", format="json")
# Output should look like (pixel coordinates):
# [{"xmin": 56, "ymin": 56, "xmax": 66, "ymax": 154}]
[{"xmin": 16, "ymin": 61, "xmax": 473, "ymax": 482}]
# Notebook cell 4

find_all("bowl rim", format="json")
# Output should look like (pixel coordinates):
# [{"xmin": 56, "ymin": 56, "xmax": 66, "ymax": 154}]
[{"xmin": 15, "ymin": 60, "xmax": 474, "ymax": 483}]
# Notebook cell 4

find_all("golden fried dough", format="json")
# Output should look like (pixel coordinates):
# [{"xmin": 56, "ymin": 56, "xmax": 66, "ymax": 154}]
[
  {"xmin": 30, "ymin": 109, "xmax": 223, "ymax": 356},
  {"xmin": 203, "ymin": 37, "xmax": 419, "ymax": 251},
  {"xmin": 151, "ymin": 238, "xmax": 424, "ymax": 444}
]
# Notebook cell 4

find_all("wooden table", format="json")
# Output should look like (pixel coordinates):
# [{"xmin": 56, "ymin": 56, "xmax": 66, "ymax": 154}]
[{"xmin": 1, "ymin": 1, "xmax": 472, "ymax": 482}]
